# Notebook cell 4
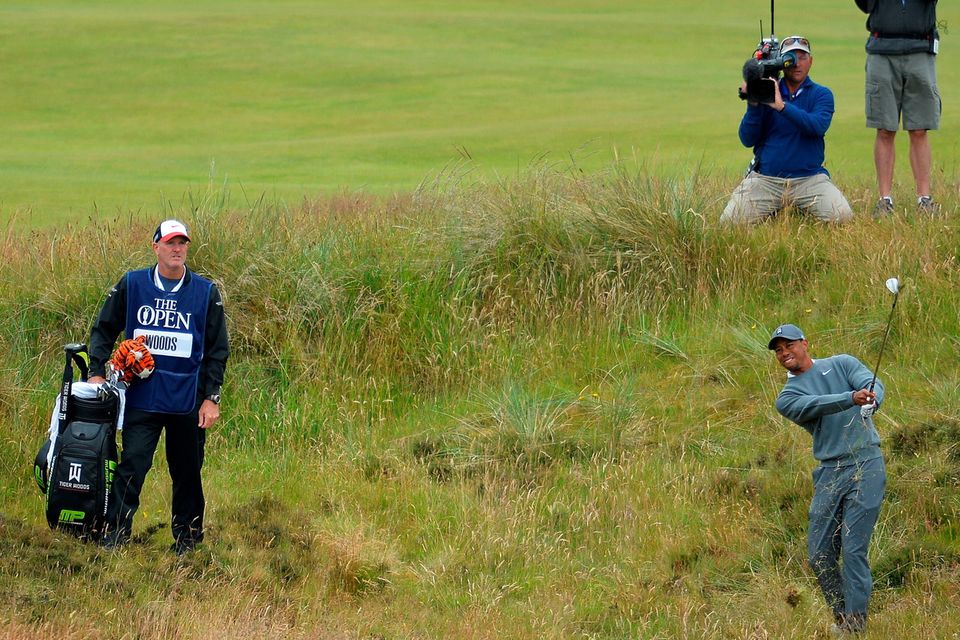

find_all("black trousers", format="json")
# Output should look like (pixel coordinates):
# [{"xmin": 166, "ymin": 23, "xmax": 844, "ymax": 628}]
[{"xmin": 108, "ymin": 406, "xmax": 206, "ymax": 543}]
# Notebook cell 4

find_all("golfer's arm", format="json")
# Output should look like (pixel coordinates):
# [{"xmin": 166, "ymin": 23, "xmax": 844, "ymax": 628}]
[
  {"xmin": 842, "ymin": 356, "xmax": 885, "ymax": 406},
  {"xmin": 872, "ymin": 378, "xmax": 885, "ymax": 406},
  {"xmin": 776, "ymin": 390, "xmax": 855, "ymax": 425}
]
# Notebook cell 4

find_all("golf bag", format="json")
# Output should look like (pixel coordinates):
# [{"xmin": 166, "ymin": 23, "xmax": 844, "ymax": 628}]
[{"xmin": 34, "ymin": 343, "xmax": 119, "ymax": 538}]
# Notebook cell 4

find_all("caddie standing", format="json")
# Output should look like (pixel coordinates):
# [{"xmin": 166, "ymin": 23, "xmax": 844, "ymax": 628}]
[
  {"xmin": 88, "ymin": 220, "xmax": 229, "ymax": 555},
  {"xmin": 768, "ymin": 324, "xmax": 886, "ymax": 636}
]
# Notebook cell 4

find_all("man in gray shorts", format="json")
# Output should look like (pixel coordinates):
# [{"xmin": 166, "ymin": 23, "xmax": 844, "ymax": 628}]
[
  {"xmin": 856, "ymin": 0, "xmax": 941, "ymax": 216},
  {"xmin": 722, "ymin": 36, "xmax": 853, "ymax": 225}
]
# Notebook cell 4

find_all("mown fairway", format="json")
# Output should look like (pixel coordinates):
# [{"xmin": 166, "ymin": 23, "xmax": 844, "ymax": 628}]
[
  {"xmin": 2, "ymin": 0, "xmax": 958, "ymax": 225},
  {"xmin": 2, "ymin": 2, "xmax": 960, "ymax": 640}
]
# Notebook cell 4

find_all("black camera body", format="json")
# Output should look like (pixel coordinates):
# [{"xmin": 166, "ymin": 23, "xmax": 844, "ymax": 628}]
[{"xmin": 740, "ymin": 37, "xmax": 798, "ymax": 103}]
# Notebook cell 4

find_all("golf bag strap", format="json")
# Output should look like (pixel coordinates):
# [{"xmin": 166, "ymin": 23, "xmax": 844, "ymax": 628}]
[
  {"xmin": 72, "ymin": 353, "xmax": 88, "ymax": 381},
  {"xmin": 57, "ymin": 348, "xmax": 89, "ymax": 435}
]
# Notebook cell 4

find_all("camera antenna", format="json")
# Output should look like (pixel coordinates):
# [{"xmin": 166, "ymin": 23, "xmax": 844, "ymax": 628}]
[{"xmin": 770, "ymin": 0, "xmax": 775, "ymax": 38}]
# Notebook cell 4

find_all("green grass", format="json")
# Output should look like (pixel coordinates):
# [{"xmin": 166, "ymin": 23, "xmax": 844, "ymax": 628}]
[
  {"xmin": 2, "ymin": 2, "xmax": 960, "ymax": 638},
  {"xmin": 1, "ymin": 169, "xmax": 959, "ymax": 638},
  {"xmin": 2, "ymin": 0, "xmax": 959, "ymax": 224}
]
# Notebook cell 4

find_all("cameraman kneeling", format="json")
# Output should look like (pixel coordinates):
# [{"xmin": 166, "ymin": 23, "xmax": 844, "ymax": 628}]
[{"xmin": 721, "ymin": 36, "xmax": 853, "ymax": 225}]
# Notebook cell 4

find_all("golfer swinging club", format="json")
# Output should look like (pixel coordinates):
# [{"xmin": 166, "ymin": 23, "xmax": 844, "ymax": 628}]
[{"xmin": 768, "ymin": 324, "xmax": 886, "ymax": 636}]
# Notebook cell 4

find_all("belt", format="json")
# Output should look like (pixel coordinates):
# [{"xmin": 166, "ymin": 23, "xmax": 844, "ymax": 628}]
[{"xmin": 871, "ymin": 31, "xmax": 934, "ymax": 40}]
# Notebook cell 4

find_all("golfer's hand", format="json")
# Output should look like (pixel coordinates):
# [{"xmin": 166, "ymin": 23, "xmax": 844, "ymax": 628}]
[
  {"xmin": 852, "ymin": 389, "xmax": 876, "ymax": 406},
  {"xmin": 198, "ymin": 399, "xmax": 220, "ymax": 429},
  {"xmin": 860, "ymin": 402, "xmax": 877, "ymax": 419}
]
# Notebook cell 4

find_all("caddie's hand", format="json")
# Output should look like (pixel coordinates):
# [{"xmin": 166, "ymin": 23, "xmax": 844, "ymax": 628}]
[
  {"xmin": 860, "ymin": 402, "xmax": 877, "ymax": 419},
  {"xmin": 198, "ymin": 399, "xmax": 220, "ymax": 429},
  {"xmin": 88, "ymin": 375, "xmax": 107, "ymax": 385}
]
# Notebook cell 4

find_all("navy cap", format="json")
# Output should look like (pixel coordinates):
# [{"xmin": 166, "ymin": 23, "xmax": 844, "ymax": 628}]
[{"xmin": 768, "ymin": 324, "xmax": 805, "ymax": 350}]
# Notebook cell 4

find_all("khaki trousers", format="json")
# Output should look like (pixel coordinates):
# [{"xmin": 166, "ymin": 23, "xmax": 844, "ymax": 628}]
[{"xmin": 721, "ymin": 172, "xmax": 853, "ymax": 225}]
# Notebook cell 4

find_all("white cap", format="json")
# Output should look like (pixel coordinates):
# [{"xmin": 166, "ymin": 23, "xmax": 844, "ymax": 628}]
[
  {"xmin": 780, "ymin": 36, "xmax": 811, "ymax": 55},
  {"xmin": 153, "ymin": 219, "xmax": 191, "ymax": 243}
]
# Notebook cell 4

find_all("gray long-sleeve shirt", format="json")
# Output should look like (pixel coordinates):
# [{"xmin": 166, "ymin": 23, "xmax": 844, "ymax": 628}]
[{"xmin": 775, "ymin": 354, "xmax": 884, "ymax": 466}]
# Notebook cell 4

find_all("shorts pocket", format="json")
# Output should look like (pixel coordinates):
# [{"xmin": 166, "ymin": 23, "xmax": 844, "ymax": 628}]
[{"xmin": 865, "ymin": 81, "xmax": 891, "ymax": 129}]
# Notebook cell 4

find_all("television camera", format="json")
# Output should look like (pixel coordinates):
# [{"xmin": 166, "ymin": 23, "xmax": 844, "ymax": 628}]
[{"xmin": 739, "ymin": 1, "xmax": 798, "ymax": 104}]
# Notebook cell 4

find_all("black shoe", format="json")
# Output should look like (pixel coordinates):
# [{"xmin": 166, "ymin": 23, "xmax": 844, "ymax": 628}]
[
  {"xmin": 169, "ymin": 539, "xmax": 198, "ymax": 556},
  {"xmin": 830, "ymin": 613, "xmax": 867, "ymax": 636},
  {"xmin": 101, "ymin": 529, "xmax": 129, "ymax": 551}
]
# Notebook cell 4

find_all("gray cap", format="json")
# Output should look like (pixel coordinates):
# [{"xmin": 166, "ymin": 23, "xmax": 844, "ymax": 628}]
[{"xmin": 768, "ymin": 324, "xmax": 805, "ymax": 349}]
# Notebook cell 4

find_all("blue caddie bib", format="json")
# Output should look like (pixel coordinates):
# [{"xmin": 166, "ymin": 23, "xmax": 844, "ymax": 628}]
[{"xmin": 124, "ymin": 267, "xmax": 212, "ymax": 414}]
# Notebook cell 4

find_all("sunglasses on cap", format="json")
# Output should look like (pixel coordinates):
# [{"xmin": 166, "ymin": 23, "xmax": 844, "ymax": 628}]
[{"xmin": 781, "ymin": 36, "xmax": 811, "ymax": 52}]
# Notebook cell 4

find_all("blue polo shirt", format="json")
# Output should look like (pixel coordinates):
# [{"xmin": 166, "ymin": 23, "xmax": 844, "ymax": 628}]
[{"xmin": 738, "ymin": 76, "xmax": 835, "ymax": 178}]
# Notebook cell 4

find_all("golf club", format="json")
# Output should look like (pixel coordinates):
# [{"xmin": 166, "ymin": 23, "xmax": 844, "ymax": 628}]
[{"xmin": 868, "ymin": 277, "xmax": 900, "ymax": 393}]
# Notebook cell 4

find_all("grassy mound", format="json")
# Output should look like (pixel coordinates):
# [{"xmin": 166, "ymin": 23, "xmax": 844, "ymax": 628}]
[{"xmin": 1, "ymin": 166, "xmax": 958, "ymax": 638}]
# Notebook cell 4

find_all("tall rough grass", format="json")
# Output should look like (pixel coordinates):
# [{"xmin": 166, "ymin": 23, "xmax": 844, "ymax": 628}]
[{"xmin": 1, "ymin": 165, "xmax": 958, "ymax": 639}]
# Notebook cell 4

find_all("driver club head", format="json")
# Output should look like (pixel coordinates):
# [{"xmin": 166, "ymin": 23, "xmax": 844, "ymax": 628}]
[{"xmin": 885, "ymin": 277, "xmax": 900, "ymax": 296}]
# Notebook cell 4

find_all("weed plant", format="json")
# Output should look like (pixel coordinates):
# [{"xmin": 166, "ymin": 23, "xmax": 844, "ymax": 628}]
[{"xmin": 1, "ymin": 165, "xmax": 959, "ymax": 638}]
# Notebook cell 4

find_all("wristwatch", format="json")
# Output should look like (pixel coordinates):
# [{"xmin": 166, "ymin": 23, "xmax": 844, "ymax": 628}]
[{"xmin": 205, "ymin": 393, "xmax": 221, "ymax": 405}]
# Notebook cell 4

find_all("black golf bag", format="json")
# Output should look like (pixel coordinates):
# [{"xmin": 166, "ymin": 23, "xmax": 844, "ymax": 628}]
[{"xmin": 34, "ymin": 343, "xmax": 119, "ymax": 538}]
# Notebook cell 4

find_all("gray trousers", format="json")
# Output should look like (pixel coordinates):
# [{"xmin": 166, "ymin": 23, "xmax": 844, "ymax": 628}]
[
  {"xmin": 721, "ymin": 172, "xmax": 853, "ymax": 224},
  {"xmin": 808, "ymin": 456, "xmax": 886, "ymax": 618}
]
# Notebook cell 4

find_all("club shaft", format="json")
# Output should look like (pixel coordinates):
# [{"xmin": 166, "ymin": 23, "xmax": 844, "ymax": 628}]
[{"xmin": 869, "ymin": 293, "xmax": 899, "ymax": 392}]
